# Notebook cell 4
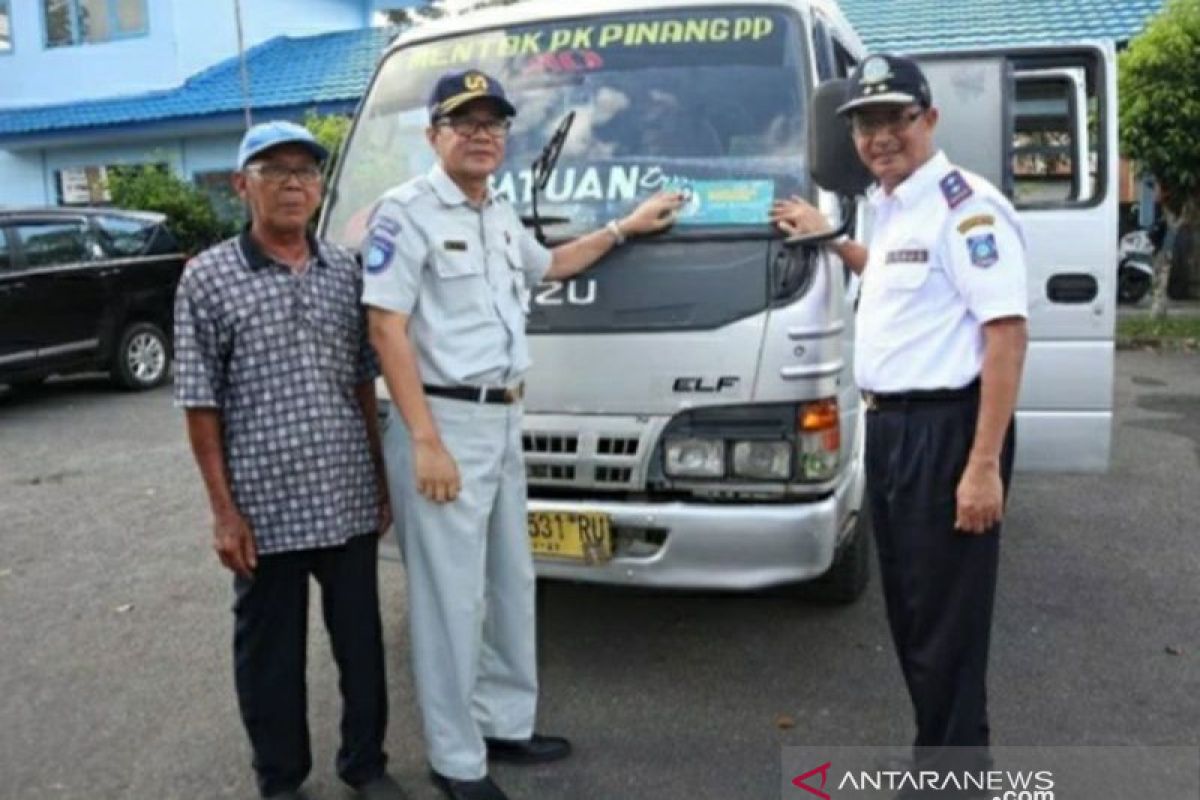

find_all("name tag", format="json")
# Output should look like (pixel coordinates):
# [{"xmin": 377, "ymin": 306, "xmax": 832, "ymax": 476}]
[
  {"xmin": 885, "ymin": 249, "xmax": 929, "ymax": 264},
  {"xmin": 443, "ymin": 240, "xmax": 468, "ymax": 252}
]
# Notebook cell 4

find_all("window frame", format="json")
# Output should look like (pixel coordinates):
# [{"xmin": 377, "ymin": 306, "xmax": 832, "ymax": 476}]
[
  {"xmin": 42, "ymin": 0, "xmax": 149, "ymax": 49},
  {"xmin": 0, "ymin": 227, "xmax": 12, "ymax": 270},
  {"xmin": 0, "ymin": 0, "xmax": 14, "ymax": 55},
  {"xmin": 1012, "ymin": 74, "xmax": 1083, "ymax": 205},
  {"xmin": 1005, "ymin": 54, "xmax": 1107, "ymax": 212},
  {"xmin": 7, "ymin": 216, "xmax": 97, "ymax": 270}
]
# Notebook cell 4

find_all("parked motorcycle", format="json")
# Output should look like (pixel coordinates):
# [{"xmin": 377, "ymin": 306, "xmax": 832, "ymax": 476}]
[{"xmin": 1118, "ymin": 229, "xmax": 1155, "ymax": 304}]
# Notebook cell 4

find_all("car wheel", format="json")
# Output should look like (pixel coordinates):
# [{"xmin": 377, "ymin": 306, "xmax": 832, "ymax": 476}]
[
  {"xmin": 798, "ymin": 510, "xmax": 872, "ymax": 605},
  {"xmin": 112, "ymin": 322, "xmax": 170, "ymax": 391},
  {"xmin": 1117, "ymin": 262, "xmax": 1153, "ymax": 304}
]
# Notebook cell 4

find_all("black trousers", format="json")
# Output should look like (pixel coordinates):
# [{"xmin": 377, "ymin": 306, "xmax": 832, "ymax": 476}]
[
  {"xmin": 865, "ymin": 393, "xmax": 1015, "ymax": 760},
  {"xmin": 232, "ymin": 533, "xmax": 388, "ymax": 797}
]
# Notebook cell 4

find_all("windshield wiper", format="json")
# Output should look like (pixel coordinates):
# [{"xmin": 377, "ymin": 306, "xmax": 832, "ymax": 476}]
[{"xmin": 527, "ymin": 110, "xmax": 576, "ymax": 245}]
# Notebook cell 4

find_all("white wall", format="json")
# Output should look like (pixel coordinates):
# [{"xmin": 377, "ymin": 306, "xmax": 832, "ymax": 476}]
[
  {"xmin": 180, "ymin": 132, "xmax": 242, "ymax": 177},
  {"xmin": 0, "ymin": 0, "xmax": 183, "ymax": 108},
  {"xmin": 0, "ymin": 130, "xmax": 244, "ymax": 207},
  {"xmin": 0, "ymin": 0, "xmax": 372, "ymax": 109},
  {"xmin": 0, "ymin": 149, "xmax": 49, "ymax": 205}
]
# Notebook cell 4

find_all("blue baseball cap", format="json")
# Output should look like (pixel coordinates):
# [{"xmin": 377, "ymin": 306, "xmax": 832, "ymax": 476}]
[
  {"xmin": 237, "ymin": 120, "xmax": 329, "ymax": 170},
  {"xmin": 428, "ymin": 70, "xmax": 517, "ymax": 121},
  {"xmin": 837, "ymin": 54, "xmax": 932, "ymax": 115}
]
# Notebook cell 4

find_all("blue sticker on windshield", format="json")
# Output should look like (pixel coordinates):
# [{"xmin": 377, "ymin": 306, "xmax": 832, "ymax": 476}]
[{"xmin": 672, "ymin": 180, "xmax": 775, "ymax": 226}]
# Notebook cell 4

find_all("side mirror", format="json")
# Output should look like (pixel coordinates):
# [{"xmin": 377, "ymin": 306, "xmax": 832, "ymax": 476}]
[{"xmin": 808, "ymin": 78, "xmax": 873, "ymax": 198}]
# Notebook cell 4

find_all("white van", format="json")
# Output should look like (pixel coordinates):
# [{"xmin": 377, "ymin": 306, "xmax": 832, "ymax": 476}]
[{"xmin": 323, "ymin": 0, "xmax": 1116, "ymax": 603}]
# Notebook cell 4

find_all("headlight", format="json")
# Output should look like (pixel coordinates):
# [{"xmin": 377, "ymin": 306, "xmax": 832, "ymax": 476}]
[
  {"xmin": 732, "ymin": 440, "xmax": 793, "ymax": 480},
  {"xmin": 664, "ymin": 438, "xmax": 725, "ymax": 478},
  {"xmin": 796, "ymin": 399, "xmax": 840, "ymax": 481}
]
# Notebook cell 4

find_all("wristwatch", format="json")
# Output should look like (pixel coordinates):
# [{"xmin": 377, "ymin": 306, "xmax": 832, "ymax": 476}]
[
  {"xmin": 827, "ymin": 233, "xmax": 851, "ymax": 247},
  {"xmin": 606, "ymin": 219, "xmax": 626, "ymax": 246}
]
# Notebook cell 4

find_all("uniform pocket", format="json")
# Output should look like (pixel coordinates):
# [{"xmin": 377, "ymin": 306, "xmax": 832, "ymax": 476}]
[
  {"xmin": 505, "ymin": 242, "xmax": 531, "ymax": 311},
  {"xmin": 881, "ymin": 260, "xmax": 932, "ymax": 292},
  {"xmin": 433, "ymin": 248, "xmax": 483, "ymax": 280}
]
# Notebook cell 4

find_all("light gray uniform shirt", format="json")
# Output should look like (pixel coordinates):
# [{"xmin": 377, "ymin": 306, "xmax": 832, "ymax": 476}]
[{"xmin": 361, "ymin": 163, "xmax": 553, "ymax": 388}]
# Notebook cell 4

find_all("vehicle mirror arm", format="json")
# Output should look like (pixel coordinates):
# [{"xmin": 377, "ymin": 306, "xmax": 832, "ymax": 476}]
[{"xmin": 781, "ymin": 196, "xmax": 857, "ymax": 250}]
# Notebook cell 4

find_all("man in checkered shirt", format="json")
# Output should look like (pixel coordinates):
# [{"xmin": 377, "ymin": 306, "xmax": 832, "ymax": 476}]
[{"xmin": 174, "ymin": 121, "xmax": 403, "ymax": 800}]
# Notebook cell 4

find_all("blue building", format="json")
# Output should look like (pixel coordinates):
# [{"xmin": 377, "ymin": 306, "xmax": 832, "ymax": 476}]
[
  {"xmin": 0, "ymin": 0, "xmax": 1168, "ymax": 209},
  {"xmin": 0, "ymin": 0, "xmax": 412, "ymax": 207}
]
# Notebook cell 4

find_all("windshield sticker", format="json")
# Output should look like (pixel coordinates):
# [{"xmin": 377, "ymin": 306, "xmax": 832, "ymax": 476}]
[
  {"xmin": 406, "ymin": 15, "xmax": 777, "ymax": 71},
  {"xmin": 493, "ymin": 164, "xmax": 675, "ymax": 205},
  {"xmin": 491, "ymin": 168, "xmax": 774, "ymax": 226},
  {"xmin": 670, "ymin": 180, "xmax": 775, "ymax": 226}
]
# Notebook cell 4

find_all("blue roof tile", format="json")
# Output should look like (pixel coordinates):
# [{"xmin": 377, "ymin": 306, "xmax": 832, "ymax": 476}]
[
  {"xmin": 839, "ymin": 0, "xmax": 1166, "ymax": 52},
  {"xmin": 0, "ymin": 0, "xmax": 1169, "ymax": 140},
  {"xmin": 0, "ymin": 26, "xmax": 395, "ymax": 140}
]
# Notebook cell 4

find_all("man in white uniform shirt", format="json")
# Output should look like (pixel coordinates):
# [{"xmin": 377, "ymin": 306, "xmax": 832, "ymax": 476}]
[{"xmin": 772, "ymin": 55, "xmax": 1028, "ymax": 788}]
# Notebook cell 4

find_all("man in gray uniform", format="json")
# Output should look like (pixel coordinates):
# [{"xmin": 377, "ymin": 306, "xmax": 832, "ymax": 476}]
[{"xmin": 362, "ymin": 70, "xmax": 684, "ymax": 800}]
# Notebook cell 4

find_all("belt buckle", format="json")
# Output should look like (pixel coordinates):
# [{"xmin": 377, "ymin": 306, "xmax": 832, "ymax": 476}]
[
  {"xmin": 862, "ymin": 391, "xmax": 878, "ymax": 412},
  {"xmin": 504, "ymin": 383, "xmax": 524, "ymax": 404}
]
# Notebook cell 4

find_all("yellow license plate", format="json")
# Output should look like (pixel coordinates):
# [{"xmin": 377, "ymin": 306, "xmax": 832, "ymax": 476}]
[{"xmin": 527, "ymin": 511, "xmax": 613, "ymax": 564}]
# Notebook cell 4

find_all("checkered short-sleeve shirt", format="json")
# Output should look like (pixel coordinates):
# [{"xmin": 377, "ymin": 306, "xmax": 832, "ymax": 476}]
[{"xmin": 173, "ymin": 232, "xmax": 381, "ymax": 555}]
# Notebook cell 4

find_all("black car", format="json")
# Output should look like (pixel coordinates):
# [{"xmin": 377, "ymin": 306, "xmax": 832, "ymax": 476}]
[{"xmin": 0, "ymin": 207, "xmax": 186, "ymax": 391}]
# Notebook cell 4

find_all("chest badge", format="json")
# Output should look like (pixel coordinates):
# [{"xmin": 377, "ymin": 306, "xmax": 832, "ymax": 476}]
[
  {"xmin": 443, "ymin": 240, "xmax": 468, "ymax": 252},
  {"xmin": 885, "ymin": 249, "xmax": 929, "ymax": 264}
]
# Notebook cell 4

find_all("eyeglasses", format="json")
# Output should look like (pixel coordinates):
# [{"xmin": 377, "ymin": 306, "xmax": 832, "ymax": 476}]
[
  {"xmin": 436, "ymin": 116, "xmax": 512, "ymax": 139},
  {"xmin": 246, "ymin": 163, "xmax": 324, "ymax": 184},
  {"xmin": 850, "ymin": 108, "xmax": 926, "ymax": 137}
]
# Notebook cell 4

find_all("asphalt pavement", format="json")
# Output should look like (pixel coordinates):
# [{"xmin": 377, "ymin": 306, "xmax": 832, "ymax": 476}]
[{"xmin": 0, "ymin": 350, "xmax": 1196, "ymax": 800}]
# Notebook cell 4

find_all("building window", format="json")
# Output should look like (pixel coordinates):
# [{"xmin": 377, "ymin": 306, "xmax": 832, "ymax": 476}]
[
  {"xmin": 194, "ymin": 170, "xmax": 245, "ymax": 224},
  {"xmin": 1, "ymin": 1, "xmax": 12, "ymax": 54},
  {"xmin": 44, "ymin": 0, "xmax": 147, "ymax": 48}
]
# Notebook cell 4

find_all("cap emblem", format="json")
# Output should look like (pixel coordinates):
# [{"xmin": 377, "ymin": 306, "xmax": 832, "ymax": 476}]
[{"xmin": 861, "ymin": 56, "xmax": 893, "ymax": 86}]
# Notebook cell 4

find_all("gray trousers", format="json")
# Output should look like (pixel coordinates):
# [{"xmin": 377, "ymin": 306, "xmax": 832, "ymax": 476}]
[{"xmin": 383, "ymin": 396, "xmax": 538, "ymax": 780}]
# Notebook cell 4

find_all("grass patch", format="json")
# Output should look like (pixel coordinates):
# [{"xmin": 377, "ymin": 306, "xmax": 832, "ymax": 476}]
[{"xmin": 1117, "ymin": 316, "xmax": 1200, "ymax": 350}]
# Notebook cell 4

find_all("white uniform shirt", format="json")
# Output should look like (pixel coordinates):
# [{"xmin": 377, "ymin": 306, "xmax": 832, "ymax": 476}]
[
  {"xmin": 855, "ymin": 151, "xmax": 1028, "ymax": 393},
  {"xmin": 360, "ymin": 163, "xmax": 553, "ymax": 388}
]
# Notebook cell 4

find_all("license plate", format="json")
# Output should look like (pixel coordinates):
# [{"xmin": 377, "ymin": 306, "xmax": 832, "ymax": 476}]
[{"xmin": 527, "ymin": 511, "xmax": 613, "ymax": 565}]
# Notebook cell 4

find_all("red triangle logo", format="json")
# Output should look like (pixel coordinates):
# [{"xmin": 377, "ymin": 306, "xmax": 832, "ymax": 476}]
[{"xmin": 792, "ymin": 761, "xmax": 832, "ymax": 799}]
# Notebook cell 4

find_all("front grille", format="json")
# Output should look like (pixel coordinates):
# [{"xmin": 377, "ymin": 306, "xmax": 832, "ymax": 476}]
[
  {"xmin": 523, "ymin": 433, "xmax": 579, "ymax": 454},
  {"xmin": 597, "ymin": 436, "xmax": 639, "ymax": 456},
  {"xmin": 527, "ymin": 464, "xmax": 576, "ymax": 481},
  {"xmin": 594, "ymin": 466, "xmax": 633, "ymax": 484},
  {"xmin": 520, "ymin": 422, "xmax": 643, "ymax": 491}
]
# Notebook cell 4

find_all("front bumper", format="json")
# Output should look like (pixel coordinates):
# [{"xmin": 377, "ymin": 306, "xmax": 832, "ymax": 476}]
[{"xmin": 529, "ymin": 486, "xmax": 851, "ymax": 591}]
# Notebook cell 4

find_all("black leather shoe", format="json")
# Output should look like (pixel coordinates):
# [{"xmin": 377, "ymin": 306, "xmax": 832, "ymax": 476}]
[
  {"xmin": 484, "ymin": 733, "xmax": 572, "ymax": 764},
  {"xmin": 356, "ymin": 773, "xmax": 408, "ymax": 799},
  {"xmin": 429, "ymin": 770, "xmax": 509, "ymax": 800}
]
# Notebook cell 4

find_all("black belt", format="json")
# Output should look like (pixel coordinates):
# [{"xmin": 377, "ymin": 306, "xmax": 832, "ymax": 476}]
[
  {"xmin": 862, "ymin": 379, "xmax": 980, "ymax": 412},
  {"xmin": 423, "ymin": 383, "xmax": 523, "ymax": 405}
]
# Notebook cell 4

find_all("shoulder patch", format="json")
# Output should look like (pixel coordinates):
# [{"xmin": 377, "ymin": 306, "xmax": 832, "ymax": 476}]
[
  {"xmin": 957, "ymin": 213, "xmax": 995, "ymax": 235},
  {"xmin": 373, "ymin": 213, "xmax": 402, "ymax": 237},
  {"xmin": 966, "ymin": 233, "xmax": 999, "ymax": 268},
  {"xmin": 363, "ymin": 235, "xmax": 395, "ymax": 275},
  {"xmin": 939, "ymin": 170, "xmax": 974, "ymax": 210}
]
